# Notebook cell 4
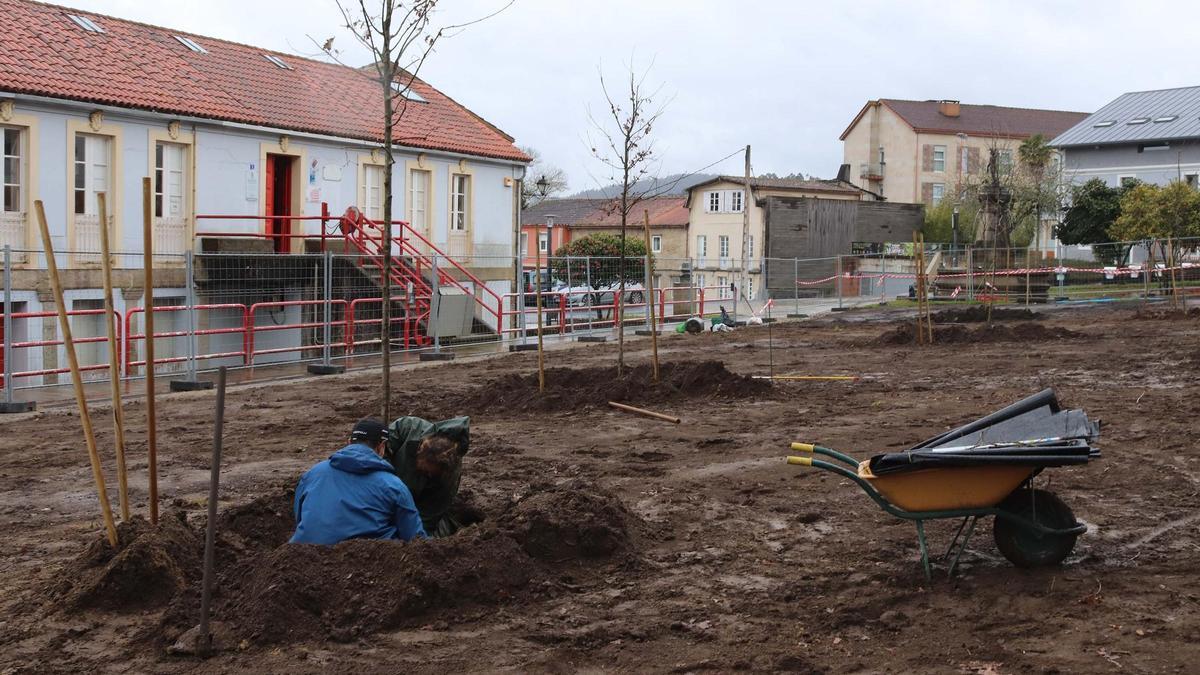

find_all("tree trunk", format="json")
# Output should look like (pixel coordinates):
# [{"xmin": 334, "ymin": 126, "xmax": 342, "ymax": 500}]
[{"xmin": 380, "ymin": 27, "xmax": 394, "ymax": 422}]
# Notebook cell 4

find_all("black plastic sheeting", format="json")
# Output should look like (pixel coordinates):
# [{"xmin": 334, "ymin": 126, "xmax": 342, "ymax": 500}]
[{"xmin": 868, "ymin": 389, "xmax": 1101, "ymax": 475}]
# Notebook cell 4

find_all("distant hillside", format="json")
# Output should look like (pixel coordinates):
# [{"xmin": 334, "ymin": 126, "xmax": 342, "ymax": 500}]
[{"xmin": 568, "ymin": 173, "xmax": 718, "ymax": 200}]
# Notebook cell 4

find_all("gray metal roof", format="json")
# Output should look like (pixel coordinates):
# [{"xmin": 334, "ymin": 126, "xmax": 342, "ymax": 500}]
[{"xmin": 1052, "ymin": 86, "xmax": 1200, "ymax": 147}]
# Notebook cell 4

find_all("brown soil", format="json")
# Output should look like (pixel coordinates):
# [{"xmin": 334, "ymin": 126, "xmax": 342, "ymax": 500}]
[
  {"xmin": 1134, "ymin": 305, "xmax": 1200, "ymax": 320},
  {"xmin": 876, "ymin": 321, "xmax": 1084, "ymax": 345},
  {"xmin": 931, "ymin": 306, "xmax": 1042, "ymax": 323},
  {"xmin": 3, "ymin": 304, "xmax": 1199, "ymax": 673},
  {"xmin": 459, "ymin": 360, "xmax": 772, "ymax": 412}
]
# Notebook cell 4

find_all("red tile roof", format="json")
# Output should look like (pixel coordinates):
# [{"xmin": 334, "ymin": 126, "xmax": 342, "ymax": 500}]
[
  {"xmin": 522, "ymin": 196, "xmax": 689, "ymax": 228},
  {"xmin": 0, "ymin": 0, "xmax": 529, "ymax": 162},
  {"xmin": 840, "ymin": 99, "xmax": 1088, "ymax": 141}
]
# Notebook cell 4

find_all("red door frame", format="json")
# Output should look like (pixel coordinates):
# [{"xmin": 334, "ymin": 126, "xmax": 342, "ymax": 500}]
[{"xmin": 265, "ymin": 154, "xmax": 293, "ymax": 253}]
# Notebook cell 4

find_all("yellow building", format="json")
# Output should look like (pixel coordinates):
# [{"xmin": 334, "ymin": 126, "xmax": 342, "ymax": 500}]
[
  {"xmin": 683, "ymin": 176, "xmax": 867, "ymax": 301},
  {"xmin": 840, "ymin": 99, "xmax": 1086, "ymax": 205}
]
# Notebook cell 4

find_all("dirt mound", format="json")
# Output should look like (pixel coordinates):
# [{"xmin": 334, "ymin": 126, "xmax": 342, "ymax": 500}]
[
  {"xmin": 51, "ymin": 513, "xmax": 201, "ymax": 611},
  {"xmin": 931, "ymin": 306, "xmax": 1042, "ymax": 323},
  {"xmin": 216, "ymin": 486, "xmax": 295, "ymax": 554},
  {"xmin": 500, "ymin": 480, "xmax": 635, "ymax": 561},
  {"xmin": 876, "ymin": 322, "xmax": 1083, "ymax": 345},
  {"xmin": 161, "ymin": 481, "xmax": 640, "ymax": 646},
  {"xmin": 460, "ymin": 360, "xmax": 770, "ymax": 412},
  {"xmin": 1134, "ymin": 306, "xmax": 1200, "ymax": 320}
]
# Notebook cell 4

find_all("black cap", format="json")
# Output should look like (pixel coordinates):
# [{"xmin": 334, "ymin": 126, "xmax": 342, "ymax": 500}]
[{"xmin": 350, "ymin": 417, "xmax": 387, "ymax": 446}]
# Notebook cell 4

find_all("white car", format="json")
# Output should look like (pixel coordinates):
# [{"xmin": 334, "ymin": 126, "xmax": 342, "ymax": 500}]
[{"xmin": 589, "ymin": 283, "xmax": 646, "ymax": 306}]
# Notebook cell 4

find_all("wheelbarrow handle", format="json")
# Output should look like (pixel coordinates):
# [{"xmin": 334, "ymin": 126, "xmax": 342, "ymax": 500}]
[{"xmin": 790, "ymin": 442, "xmax": 860, "ymax": 468}]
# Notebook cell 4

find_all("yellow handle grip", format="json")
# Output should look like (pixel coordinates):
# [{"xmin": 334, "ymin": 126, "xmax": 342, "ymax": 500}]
[
  {"xmin": 786, "ymin": 455, "xmax": 813, "ymax": 466},
  {"xmin": 790, "ymin": 442, "xmax": 816, "ymax": 453}
]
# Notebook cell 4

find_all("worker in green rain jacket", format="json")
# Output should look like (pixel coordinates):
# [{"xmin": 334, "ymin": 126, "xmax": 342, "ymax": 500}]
[{"xmin": 385, "ymin": 416, "xmax": 470, "ymax": 537}]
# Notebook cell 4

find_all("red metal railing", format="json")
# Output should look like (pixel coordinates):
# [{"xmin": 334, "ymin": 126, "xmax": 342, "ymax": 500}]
[
  {"xmin": 124, "ymin": 303, "xmax": 250, "ymax": 376},
  {"xmin": 0, "ymin": 309, "xmax": 116, "ymax": 385}
]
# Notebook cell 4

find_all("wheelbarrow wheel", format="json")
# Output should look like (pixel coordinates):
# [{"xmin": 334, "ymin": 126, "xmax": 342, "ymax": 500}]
[{"xmin": 992, "ymin": 489, "xmax": 1078, "ymax": 568}]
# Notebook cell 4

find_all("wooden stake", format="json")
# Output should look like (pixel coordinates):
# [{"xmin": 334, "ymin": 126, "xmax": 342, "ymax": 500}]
[
  {"xmin": 752, "ymin": 375, "xmax": 859, "ymax": 381},
  {"xmin": 35, "ymin": 201, "xmax": 118, "ymax": 547},
  {"xmin": 142, "ymin": 178, "xmax": 160, "ymax": 524},
  {"xmin": 98, "ymin": 193, "xmax": 130, "ymax": 521},
  {"xmin": 607, "ymin": 400, "xmax": 680, "ymax": 424},
  {"xmin": 641, "ymin": 209, "xmax": 659, "ymax": 383}
]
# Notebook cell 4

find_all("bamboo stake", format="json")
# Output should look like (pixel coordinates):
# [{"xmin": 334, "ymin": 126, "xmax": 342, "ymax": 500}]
[
  {"xmin": 97, "ymin": 193, "xmax": 130, "ymax": 521},
  {"xmin": 142, "ymin": 178, "xmax": 159, "ymax": 524},
  {"xmin": 607, "ymin": 400, "xmax": 680, "ymax": 424},
  {"xmin": 641, "ymin": 209, "xmax": 659, "ymax": 383},
  {"xmin": 35, "ymin": 201, "xmax": 118, "ymax": 547}
]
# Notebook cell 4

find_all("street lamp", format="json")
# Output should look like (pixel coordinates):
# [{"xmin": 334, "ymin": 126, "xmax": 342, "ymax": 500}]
[
  {"xmin": 536, "ymin": 175, "xmax": 549, "ymax": 197},
  {"xmin": 952, "ymin": 206, "xmax": 960, "ymax": 267}
]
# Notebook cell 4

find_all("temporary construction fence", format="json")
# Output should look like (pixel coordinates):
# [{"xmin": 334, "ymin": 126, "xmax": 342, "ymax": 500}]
[{"xmin": 2, "ymin": 236, "xmax": 1197, "ymax": 405}]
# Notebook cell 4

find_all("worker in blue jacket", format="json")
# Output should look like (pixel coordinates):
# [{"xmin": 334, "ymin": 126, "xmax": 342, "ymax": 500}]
[{"xmin": 290, "ymin": 418, "xmax": 427, "ymax": 545}]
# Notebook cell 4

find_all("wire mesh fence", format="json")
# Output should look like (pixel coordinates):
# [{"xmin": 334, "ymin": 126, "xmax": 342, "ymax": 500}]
[{"xmin": 3, "ymin": 236, "xmax": 1198, "ymax": 403}]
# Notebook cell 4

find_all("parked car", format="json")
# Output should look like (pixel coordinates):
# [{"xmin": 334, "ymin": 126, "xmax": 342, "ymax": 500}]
[
  {"xmin": 522, "ymin": 269, "xmax": 560, "ymax": 307},
  {"xmin": 589, "ymin": 282, "xmax": 646, "ymax": 306}
]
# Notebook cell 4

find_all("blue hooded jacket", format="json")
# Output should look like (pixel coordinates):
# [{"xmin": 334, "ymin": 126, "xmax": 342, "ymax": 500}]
[{"xmin": 290, "ymin": 444, "xmax": 427, "ymax": 545}]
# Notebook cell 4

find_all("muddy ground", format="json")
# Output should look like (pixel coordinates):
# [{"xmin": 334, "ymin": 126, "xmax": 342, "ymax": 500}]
[{"xmin": 0, "ymin": 302, "xmax": 1198, "ymax": 674}]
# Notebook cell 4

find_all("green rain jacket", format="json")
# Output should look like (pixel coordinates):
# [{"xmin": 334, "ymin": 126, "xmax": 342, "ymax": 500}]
[{"xmin": 385, "ymin": 416, "xmax": 470, "ymax": 536}]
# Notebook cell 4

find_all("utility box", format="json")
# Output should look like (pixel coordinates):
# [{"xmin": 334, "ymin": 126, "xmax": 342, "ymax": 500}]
[{"xmin": 430, "ymin": 287, "xmax": 474, "ymax": 338}]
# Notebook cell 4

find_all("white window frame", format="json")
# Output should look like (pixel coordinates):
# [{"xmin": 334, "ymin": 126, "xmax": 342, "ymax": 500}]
[
  {"xmin": 717, "ymin": 275, "xmax": 729, "ymax": 299},
  {"xmin": 931, "ymin": 183, "xmax": 945, "ymax": 206},
  {"xmin": 998, "ymin": 149, "xmax": 1014, "ymax": 174},
  {"xmin": 409, "ymin": 168, "xmax": 430, "ymax": 232},
  {"xmin": 718, "ymin": 235, "xmax": 730, "ymax": 259},
  {"xmin": 537, "ymin": 232, "xmax": 548, "ymax": 252},
  {"xmin": 746, "ymin": 277, "xmax": 754, "ymax": 300},
  {"xmin": 651, "ymin": 234, "xmax": 662, "ymax": 253},
  {"xmin": 747, "ymin": 234, "xmax": 754, "ymax": 260},
  {"xmin": 960, "ymin": 146, "xmax": 969, "ymax": 173},
  {"xmin": 153, "ymin": 141, "xmax": 187, "ymax": 221},
  {"xmin": 362, "ymin": 164, "xmax": 384, "ymax": 221},
  {"xmin": 933, "ymin": 145, "xmax": 946, "ymax": 172},
  {"xmin": 450, "ymin": 173, "xmax": 470, "ymax": 231},
  {"xmin": 729, "ymin": 190, "xmax": 744, "ymax": 212},
  {"xmin": 2, "ymin": 126, "xmax": 24, "ymax": 215},
  {"xmin": 520, "ymin": 232, "xmax": 528, "ymax": 254},
  {"xmin": 696, "ymin": 234, "xmax": 707, "ymax": 258},
  {"xmin": 695, "ymin": 272, "xmax": 706, "ymax": 290},
  {"xmin": 74, "ymin": 133, "xmax": 111, "ymax": 217},
  {"xmin": 706, "ymin": 191, "xmax": 721, "ymax": 213}
]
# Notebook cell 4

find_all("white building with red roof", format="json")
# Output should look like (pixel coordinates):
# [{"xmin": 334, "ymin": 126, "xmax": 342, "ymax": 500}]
[{"xmin": 0, "ymin": 0, "xmax": 529, "ymax": 385}]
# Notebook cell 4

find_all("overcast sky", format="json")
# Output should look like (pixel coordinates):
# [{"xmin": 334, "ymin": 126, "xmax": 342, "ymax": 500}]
[{"xmin": 68, "ymin": 0, "xmax": 1200, "ymax": 192}]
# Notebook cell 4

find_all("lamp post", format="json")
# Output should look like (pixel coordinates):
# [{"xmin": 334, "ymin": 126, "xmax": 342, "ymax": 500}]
[{"xmin": 952, "ymin": 206, "xmax": 959, "ymax": 267}]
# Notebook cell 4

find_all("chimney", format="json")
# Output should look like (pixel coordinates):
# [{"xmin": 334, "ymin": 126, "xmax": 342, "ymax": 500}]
[
  {"xmin": 938, "ymin": 100, "xmax": 961, "ymax": 118},
  {"xmin": 836, "ymin": 164, "xmax": 851, "ymax": 182}
]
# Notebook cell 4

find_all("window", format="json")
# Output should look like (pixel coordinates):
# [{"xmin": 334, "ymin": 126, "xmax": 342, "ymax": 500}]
[
  {"xmin": 651, "ymin": 235, "xmax": 662, "ymax": 253},
  {"xmin": 707, "ymin": 191, "xmax": 720, "ymax": 213},
  {"xmin": 154, "ymin": 142, "xmax": 186, "ymax": 219},
  {"xmin": 1138, "ymin": 142, "xmax": 1170, "ymax": 153},
  {"xmin": 173, "ymin": 35, "xmax": 207, "ymax": 53},
  {"xmin": 389, "ymin": 81, "xmax": 427, "ymax": 103},
  {"xmin": 1127, "ymin": 117, "xmax": 1150, "ymax": 125},
  {"xmin": 520, "ymin": 232, "xmax": 528, "ymax": 253},
  {"xmin": 696, "ymin": 235, "xmax": 707, "ymax": 258},
  {"xmin": 729, "ymin": 190, "xmax": 744, "ymax": 212},
  {"xmin": 931, "ymin": 183, "xmax": 945, "ymax": 205},
  {"xmin": 878, "ymin": 146, "xmax": 886, "ymax": 165},
  {"xmin": 263, "ymin": 54, "xmax": 291, "ymax": 70},
  {"xmin": 74, "ymin": 134, "xmax": 110, "ymax": 215},
  {"xmin": 2, "ymin": 127, "xmax": 22, "ymax": 214},
  {"xmin": 1093, "ymin": 120, "xmax": 1117, "ymax": 128},
  {"xmin": 1153, "ymin": 115, "xmax": 1178, "ymax": 123},
  {"xmin": 695, "ymin": 273, "xmax": 705, "ymax": 290},
  {"xmin": 746, "ymin": 277, "xmax": 754, "ymax": 300},
  {"xmin": 718, "ymin": 235, "xmax": 730, "ymax": 258},
  {"xmin": 960, "ymin": 146, "xmax": 969, "ymax": 173},
  {"xmin": 67, "ymin": 14, "xmax": 104, "ymax": 33},
  {"xmin": 409, "ymin": 168, "xmax": 429, "ymax": 232},
  {"xmin": 747, "ymin": 235, "xmax": 754, "ymax": 260},
  {"xmin": 537, "ymin": 232, "xmax": 548, "ymax": 252},
  {"xmin": 717, "ymin": 275, "xmax": 729, "ymax": 299},
  {"xmin": 363, "ymin": 164, "xmax": 384, "ymax": 220},
  {"xmin": 933, "ymin": 145, "xmax": 946, "ymax": 172},
  {"xmin": 997, "ymin": 150, "xmax": 1013, "ymax": 174},
  {"xmin": 450, "ymin": 174, "xmax": 470, "ymax": 231}
]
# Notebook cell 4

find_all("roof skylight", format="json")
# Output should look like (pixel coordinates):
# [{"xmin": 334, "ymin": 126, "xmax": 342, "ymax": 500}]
[
  {"xmin": 174, "ymin": 35, "xmax": 207, "ymax": 53},
  {"xmin": 263, "ymin": 54, "xmax": 292, "ymax": 70},
  {"xmin": 1093, "ymin": 120, "xmax": 1116, "ymax": 128},
  {"xmin": 1127, "ymin": 117, "xmax": 1150, "ymax": 125},
  {"xmin": 66, "ymin": 14, "xmax": 104, "ymax": 33},
  {"xmin": 391, "ymin": 81, "xmax": 427, "ymax": 103},
  {"xmin": 1153, "ymin": 115, "xmax": 1178, "ymax": 123}
]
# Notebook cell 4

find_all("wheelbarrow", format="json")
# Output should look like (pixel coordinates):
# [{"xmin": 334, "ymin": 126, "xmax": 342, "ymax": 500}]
[{"xmin": 785, "ymin": 389, "xmax": 1100, "ymax": 580}]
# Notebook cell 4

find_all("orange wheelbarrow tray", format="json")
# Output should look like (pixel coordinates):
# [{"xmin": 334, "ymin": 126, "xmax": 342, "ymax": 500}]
[{"xmin": 786, "ymin": 443, "xmax": 1088, "ymax": 581}]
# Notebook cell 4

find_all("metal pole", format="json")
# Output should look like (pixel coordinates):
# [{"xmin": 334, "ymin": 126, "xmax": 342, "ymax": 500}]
[
  {"xmin": 566, "ymin": 256, "xmax": 573, "ymax": 334},
  {"xmin": 585, "ymin": 255, "xmax": 594, "ymax": 335},
  {"xmin": 836, "ymin": 255, "xmax": 843, "ymax": 309},
  {"xmin": 966, "ymin": 246, "xmax": 974, "ymax": 300},
  {"xmin": 431, "ymin": 254, "xmax": 441, "ymax": 354},
  {"xmin": 644, "ymin": 253, "xmax": 652, "ymax": 330},
  {"xmin": 793, "ymin": 257, "xmax": 799, "ymax": 315},
  {"xmin": 185, "ymin": 250, "xmax": 198, "ymax": 381},
  {"xmin": 198, "ymin": 366, "xmax": 227, "ymax": 656},
  {"xmin": 323, "ymin": 249, "xmax": 333, "ymax": 366},
  {"xmin": 3, "ymin": 245, "xmax": 14, "ymax": 407}
]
